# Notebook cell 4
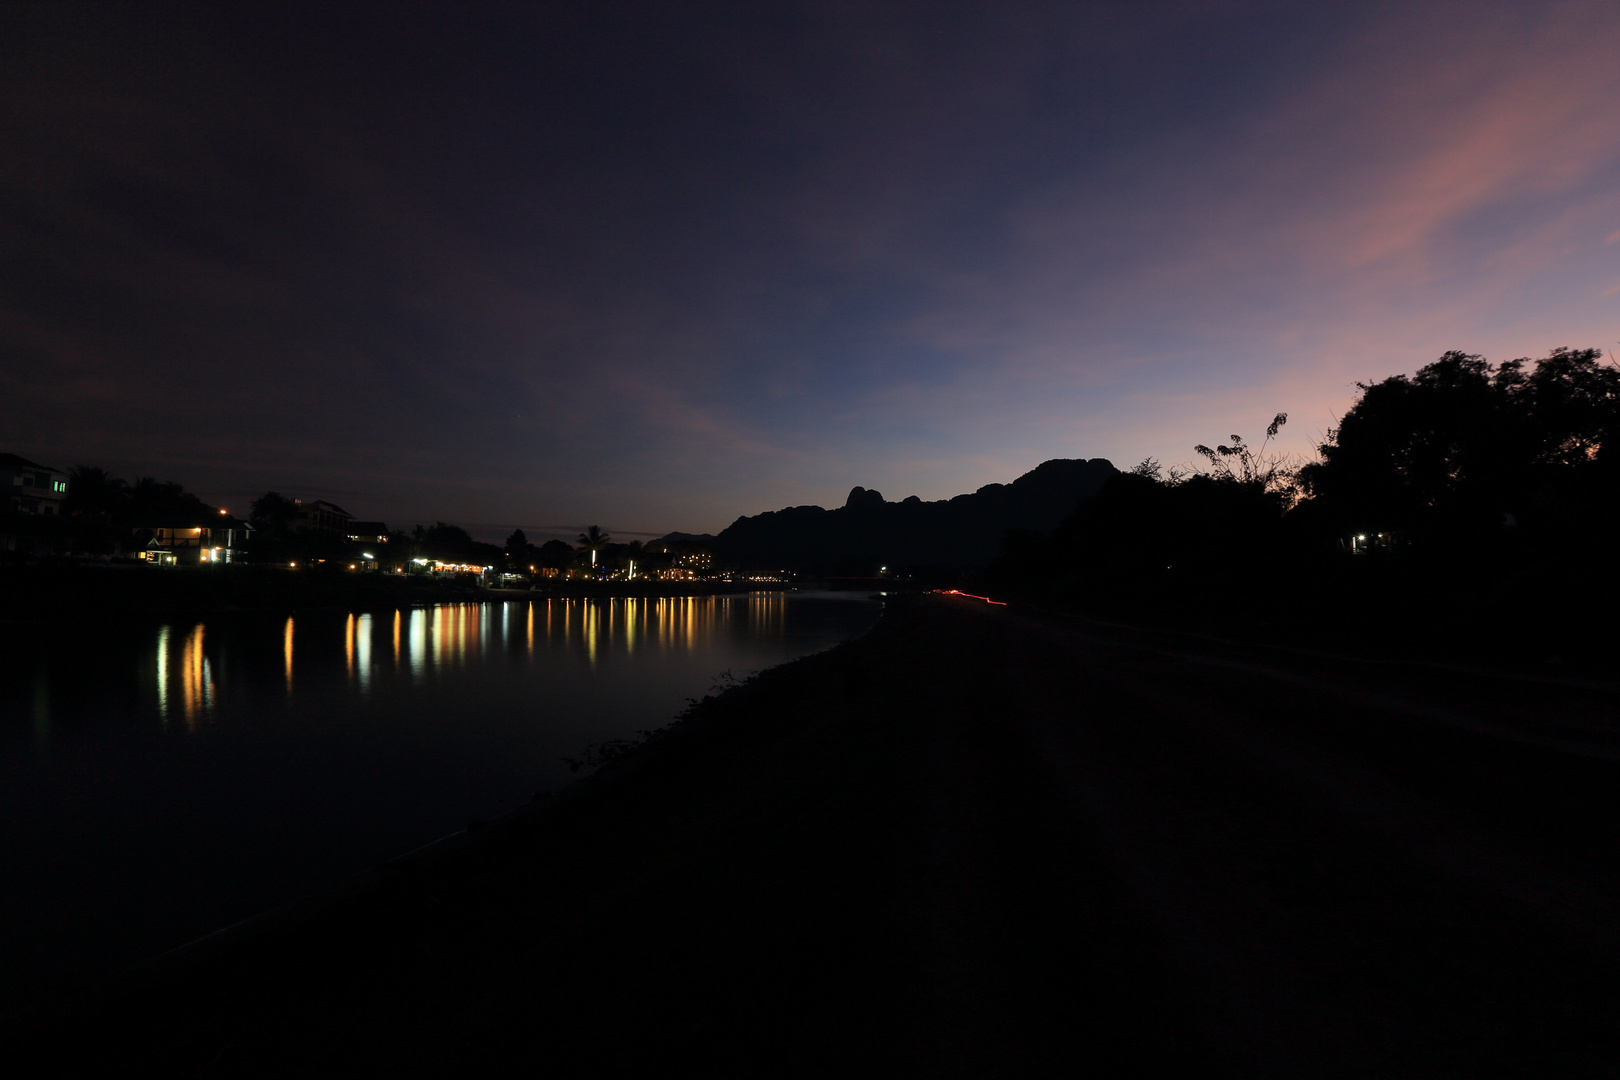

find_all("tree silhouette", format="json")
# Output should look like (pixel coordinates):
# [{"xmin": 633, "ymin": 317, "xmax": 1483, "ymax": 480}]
[
  {"xmin": 65, "ymin": 466, "xmax": 129, "ymax": 517},
  {"xmin": 422, "ymin": 522, "xmax": 476, "ymax": 556},
  {"xmin": 1298, "ymin": 347, "xmax": 1620, "ymax": 547},
  {"xmin": 125, "ymin": 476, "xmax": 209, "ymax": 520},
  {"xmin": 538, "ymin": 539, "xmax": 573, "ymax": 569},
  {"xmin": 503, "ymin": 528, "xmax": 529, "ymax": 570},
  {"xmin": 250, "ymin": 492, "xmax": 298, "ymax": 534},
  {"xmin": 1193, "ymin": 412, "xmax": 1294, "ymax": 494}
]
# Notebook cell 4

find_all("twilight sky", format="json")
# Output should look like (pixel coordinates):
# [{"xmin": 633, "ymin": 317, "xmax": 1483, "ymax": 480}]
[{"xmin": 4, "ymin": 1, "xmax": 1619, "ymax": 541}]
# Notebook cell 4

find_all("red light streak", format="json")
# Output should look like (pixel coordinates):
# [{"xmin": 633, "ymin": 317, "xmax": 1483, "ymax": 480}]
[{"xmin": 932, "ymin": 589, "xmax": 1007, "ymax": 606}]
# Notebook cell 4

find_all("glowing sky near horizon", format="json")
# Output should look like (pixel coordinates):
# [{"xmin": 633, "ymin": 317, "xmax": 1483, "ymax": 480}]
[{"xmin": 3, "ymin": 1, "xmax": 1618, "ymax": 540}]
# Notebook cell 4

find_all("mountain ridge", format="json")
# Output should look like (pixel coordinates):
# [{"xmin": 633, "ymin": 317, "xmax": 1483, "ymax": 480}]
[{"xmin": 671, "ymin": 458, "xmax": 1119, "ymax": 573}]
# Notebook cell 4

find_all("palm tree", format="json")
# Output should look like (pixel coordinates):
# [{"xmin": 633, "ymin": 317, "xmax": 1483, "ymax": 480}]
[
  {"xmin": 577, "ymin": 525, "xmax": 611, "ymax": 568},
  {"xmin": 65, "ymin": 466, "xmax": 129, "ymax": 517}
]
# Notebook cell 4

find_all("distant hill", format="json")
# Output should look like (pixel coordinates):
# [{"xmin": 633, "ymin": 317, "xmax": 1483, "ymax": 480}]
[
  {"xmin": 693, "ymin": 458, "xmax": 1118, "ymax": 573},
  {"xmin": 653, "ymin": 532, "xmax": 719, "ymax": 547}
]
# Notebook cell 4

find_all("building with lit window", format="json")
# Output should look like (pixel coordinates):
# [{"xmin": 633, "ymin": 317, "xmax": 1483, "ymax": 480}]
[
  {"xmin": 345, "ymin": 521, "xmax": 389, "ymax": 544},
  {"xmin": 134, "ymin": 512, "xmax": 251, "ymax": 566},
  {"xmin": 294, "ymin": 499, "xmax": 353, "ymax": 532},
  {"xmin": 643, "ymin": 537, "xmax": 716, "ymax": 578},
  {"xmin": 1, "ymin": 453, "xmax": 69, "ymax": 515}
]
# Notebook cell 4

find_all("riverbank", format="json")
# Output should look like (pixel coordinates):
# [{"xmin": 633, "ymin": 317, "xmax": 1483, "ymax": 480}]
[
  {"xmin": 0, "ymin": 563, "xmax": 474, "ymax": 620},
  {"xmin": 13, "ymin": 594, "xmax": 1620, "ymax": 1075},
  {"xmin": 513, "ymin": 579, "xmax": 802, "ymax": 598},
  {"xmin": 0, "ymin": 563, "xmax": 830, "ymax": 622}
]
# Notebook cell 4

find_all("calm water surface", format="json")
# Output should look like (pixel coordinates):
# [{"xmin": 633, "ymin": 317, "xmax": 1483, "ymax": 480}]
[{"xmin": 0, "ymin": 591, "xmax": 880, "ymax": 1001}]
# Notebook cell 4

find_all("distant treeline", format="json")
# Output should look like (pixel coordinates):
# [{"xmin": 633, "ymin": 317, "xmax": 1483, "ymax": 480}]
[
  {"xmin": 991, "ymin": 347, "xmax": 1620, "ymax": 667},
  {"xmin": 0, "ymin": 474, "xmax": 522, "ymax": 569},
  {"xmin": 3, "ymin": 474, "xmax": 684, "ymax": 581}
]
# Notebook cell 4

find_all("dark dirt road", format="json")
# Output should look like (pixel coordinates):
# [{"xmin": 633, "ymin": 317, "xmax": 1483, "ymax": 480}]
[{"xmin": 15, "ymin": 594, "xmax": 1620, "ymax": 1076}]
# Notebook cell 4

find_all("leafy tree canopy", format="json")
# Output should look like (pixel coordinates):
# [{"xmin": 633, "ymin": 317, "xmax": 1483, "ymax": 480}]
[
  {"xmin": 124, "ymin": 476, "xmax": 211, "ymax": 521},
  {"xmin": 65, "ymin": 466, "xmax": 130, "ymax": 516},
  {"xmin": 250, "ymin": 491, "xmax": 298, "ymax": 534},
  {"xmin": 537, "ymin": 539, "xmax": 574, "ymax": 567},
  {"xmin": 421, "ymin": 522, "xmax": 476, "ymax": 557},
  {"xmin": 1299, "ymin": 347, "xmax": 1619, "ymax": 540}
]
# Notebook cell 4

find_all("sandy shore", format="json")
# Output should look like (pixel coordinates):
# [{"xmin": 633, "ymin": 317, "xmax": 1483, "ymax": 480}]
[{"xmin": 13, "ymin": 594, "xmax": 1620, "ymax": 1075}]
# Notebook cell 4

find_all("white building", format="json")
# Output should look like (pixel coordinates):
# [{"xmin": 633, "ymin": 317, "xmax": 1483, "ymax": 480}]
[{"xmin": 1, "ymin": 453, "xmax": 69, "ymax": 515}]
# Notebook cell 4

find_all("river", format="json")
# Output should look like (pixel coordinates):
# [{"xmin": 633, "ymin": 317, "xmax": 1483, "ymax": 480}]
[{"xmin": 0, "ymin": 591, "xmax": 881, "ymax": 1004}]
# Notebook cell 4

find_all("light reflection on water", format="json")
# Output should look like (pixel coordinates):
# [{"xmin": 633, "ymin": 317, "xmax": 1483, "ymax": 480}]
[
  {"xmin": 0, "ymin": 591, "xmax": 879, "ymax": 1002},
  {"xmin": 220, "ymin": 596, "xmax": 803, "ymax": 708},
  {"xmin": 283, "ymin": 615, "xmax": 294, "ymax": 693},
  {"xmin": 152, "ymin": 622, "xmax": 216, "ymax": 727},
  {"xmin": 77, "ymin": 594, "xmax": 832, "ymax": 747}
]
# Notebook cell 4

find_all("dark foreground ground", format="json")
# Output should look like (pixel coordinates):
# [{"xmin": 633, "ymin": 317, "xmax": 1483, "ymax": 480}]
[{"xmin": 12, "ymin": 595, "xmax": 1620, "ymax": 1076}]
